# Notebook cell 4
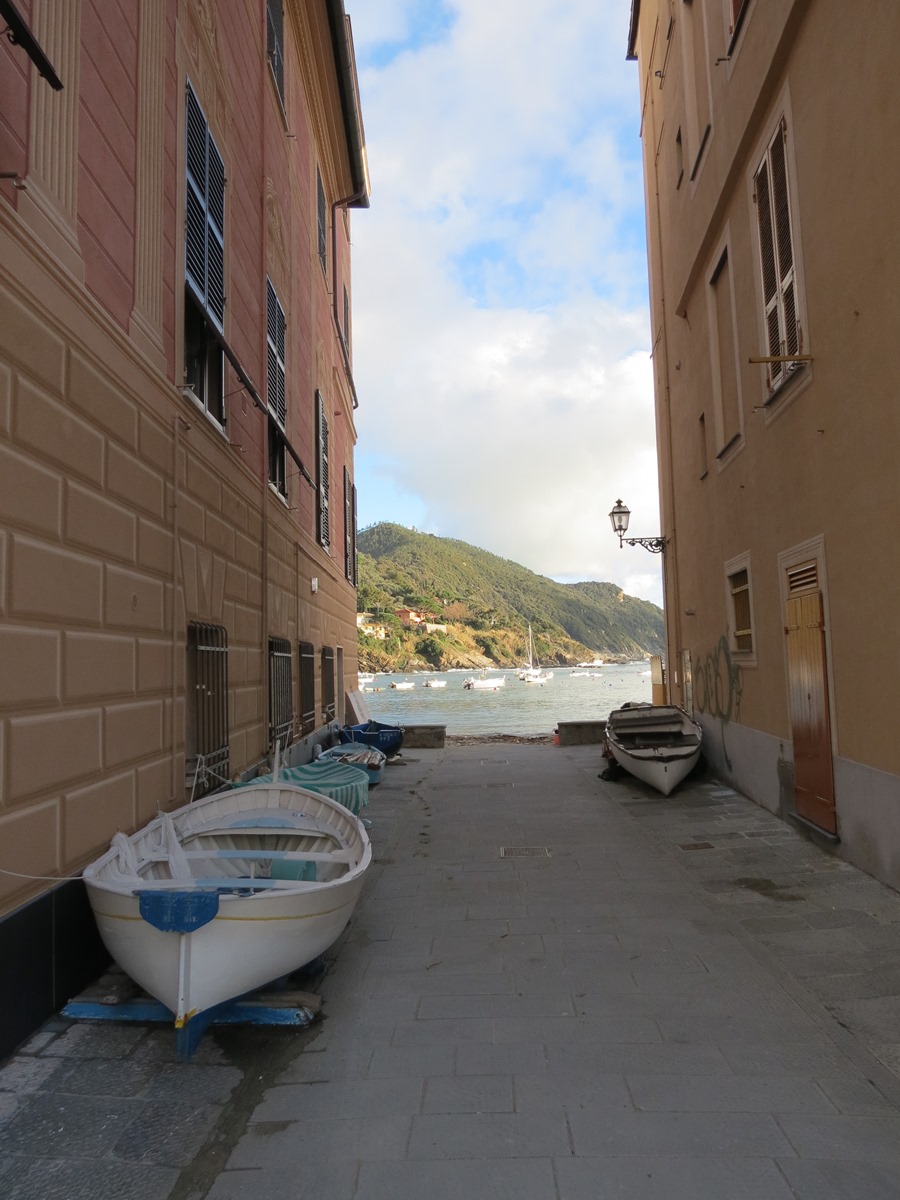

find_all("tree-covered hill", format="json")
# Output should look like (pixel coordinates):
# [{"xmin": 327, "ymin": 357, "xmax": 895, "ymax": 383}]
[{"xmin": 355, "ymin": 523, "xmax": 664, "ymax": 671}]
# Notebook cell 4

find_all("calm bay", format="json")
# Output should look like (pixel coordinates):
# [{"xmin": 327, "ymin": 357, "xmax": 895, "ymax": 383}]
[{"xmin": 360, "ymin": 660, "xmax": 653, "ymax": 737}]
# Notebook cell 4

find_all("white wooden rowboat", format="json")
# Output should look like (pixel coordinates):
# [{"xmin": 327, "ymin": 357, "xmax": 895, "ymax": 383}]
[
  {"xmin": 83, "ymin": 783, "xmax": 371, "ymax": 1039},
  {"xmin": 605, "ymin": 703, "xmax": 702, "ymax": 796}
]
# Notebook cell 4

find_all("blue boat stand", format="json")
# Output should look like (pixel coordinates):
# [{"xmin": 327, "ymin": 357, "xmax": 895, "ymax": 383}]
[{"xmin": 62, "ymin": 968, "xmax": 322, "ymax": 1061}]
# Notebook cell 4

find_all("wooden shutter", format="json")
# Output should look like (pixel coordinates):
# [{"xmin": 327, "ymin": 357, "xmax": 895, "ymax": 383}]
[
  {"xmin": 266, "ymin": 279, "xmax": 286, "ymax": 427},
  {"xmin": 267, "ymin": 0, "xmax": 285, "ymax": 104},
  {"xmin": 316, "ymin": 390, "xmax": 330, "ymax": 548},
  {"xmin": 344, "ymin": 466, "xmax": 353, "ymax": 581},
  {"xmin": 185, "ymin": 84, "xmax": 225, "ymax": 330},
  {"xmin": 317, "ymin": 169, "xmax": 327, "ymax": 273},
  {"xmin": 351, "ymin": 483, "xmax": 358, "ymax": 585}
]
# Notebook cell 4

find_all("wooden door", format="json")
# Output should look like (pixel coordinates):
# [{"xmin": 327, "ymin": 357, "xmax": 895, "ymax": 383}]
[{"xmin": 785, "ymin": 590, "xmax": 836, "ymax": 834}]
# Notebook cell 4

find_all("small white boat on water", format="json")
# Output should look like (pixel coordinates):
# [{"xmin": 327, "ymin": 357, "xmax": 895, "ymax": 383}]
[
  {"xmin": 463, "ymin": 672, "xmax": 506, "ymax": 690},
  {"xmin": 517, "ymin": 624, "xmax": 553, "ymax": 684},
  {"xmin": 604, "ymin": 703, "xmax": 702, "ymax": 796},
  {"xmin": 423, "ymin": 679, "xmax": 447, "ymax": 688},
  {"xmin": 358, "ymin": 673, "xmax": 375, "ymax": 686},
  {"xmin": 83, "ymin": 782, "xmax": 371, "ymax": 1044},
  {"xmin": 390, "ymin": 680, "xmax": 415, "ymax": 689}
]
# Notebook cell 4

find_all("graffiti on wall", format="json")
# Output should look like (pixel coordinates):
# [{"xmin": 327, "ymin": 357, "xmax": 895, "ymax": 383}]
[{"xmin": 694, "ymin": 635, "xmax": 744, "ymax": 770}]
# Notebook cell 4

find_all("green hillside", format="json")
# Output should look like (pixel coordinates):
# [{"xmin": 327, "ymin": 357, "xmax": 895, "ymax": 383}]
[{"xmin": 356, "ymin": 523, "xmax": 664, "ymax": 672}]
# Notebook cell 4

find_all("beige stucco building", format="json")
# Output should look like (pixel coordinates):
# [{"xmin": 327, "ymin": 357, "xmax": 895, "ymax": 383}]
[
  {"xmin": 627, "ymin": 0, "xmax": 900, "ymax": 889},
  {"xmin": 0, "ymin": 0, "xmax": 368, "ymax": 1056}
]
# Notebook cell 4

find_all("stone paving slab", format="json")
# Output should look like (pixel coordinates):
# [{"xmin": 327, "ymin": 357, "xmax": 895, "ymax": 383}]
[{"xmin": 3, "ymin": 743, "xmax": 900, "ymax": 1199}]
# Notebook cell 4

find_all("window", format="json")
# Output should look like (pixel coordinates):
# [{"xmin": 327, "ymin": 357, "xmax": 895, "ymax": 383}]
[
  {"xmin": 316, "ymin": 168, "xmax": 327, "ymax": 275},
  {"xmin": 708, "ymin": 246, "xmax": 742, "ymax": 455},
  {"xmin": 342, "ymin": 284, "xmax": 350, "ymax": 349},
  {"xmin": 754, "ymin": 119, "xmax": 802, "ymax": 392},
  {"xmin": 698, "ymin": 412, "xmax": 708, "ymax": 478},
  {"xmin": 266, "ymin": 0, "xmax": 285, "ymax": 106},
  {"xmin": 316, "ymin": 389, "xmax": 330, "ymax": 549},
  {"xmin": 185, "ymin": 83, "xmax": 226, "ymax": 418},
  {"xmin": 298, "ymin": 640, "xmax": 316, "ymax": 735},
  {"xmin": 267, "ymin": 278, "xmax": 287, "ymax": 495},
  {"xmin": 343, "ymin": 466, "xmax": 357, "ymax": 584},
  {"xmin": 268, "ymin": 636, "xmax": 293, "ymax": 749},
  {"xmin": 321, "ymin": 646, "xmax": 336, "ymax": 721},
  {"xmin": 184, "ymin": 291, "xmax": 224, "ymax": 423},
  {"xmin": 727, "ymin": 562, "xmax": 754, "ymax": 654},
  {"xmin": 728, "ymin": 0, "xmax": 750, "ymax": 39},
  {"xmin": 681, "ymin": 0, "xmax": 711, "ymax": 179},
  {"xmin": 186, "ymin": 622, "xmax": 229, "ymax": 797},
  {"xmin": 675, "ymin": 127, "xmax": 684, "ymax": 190}
]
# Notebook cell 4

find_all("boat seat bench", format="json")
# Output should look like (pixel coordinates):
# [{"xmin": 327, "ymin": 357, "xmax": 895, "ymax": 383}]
[
  {"xmin": 134, "ymin": 877, "xmax": 329, "ymax": 892},
  {"xmin": 180, "ymin": 848, "xmax": 356, "ymax": 864}
]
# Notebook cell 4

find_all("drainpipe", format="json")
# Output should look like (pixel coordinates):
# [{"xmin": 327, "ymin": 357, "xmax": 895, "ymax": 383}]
[
  {"xmin": 648, "ymin": 78, "xmax": 683, "ymax": 702},
  {"xmin": 170, "ymin": 412, "xmax": 190, "ymax": 799}
]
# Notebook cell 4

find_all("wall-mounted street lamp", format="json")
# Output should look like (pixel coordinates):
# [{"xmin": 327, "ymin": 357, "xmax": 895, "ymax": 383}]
[{"xmin": 609, "ymin": 499, "xmax": 667, "ymax": 554}]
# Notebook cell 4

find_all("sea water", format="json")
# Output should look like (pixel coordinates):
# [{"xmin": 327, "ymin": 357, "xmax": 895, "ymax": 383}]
[{"xmin": 360, "ymin": 661, "xmax": 653, "ymax": 737}]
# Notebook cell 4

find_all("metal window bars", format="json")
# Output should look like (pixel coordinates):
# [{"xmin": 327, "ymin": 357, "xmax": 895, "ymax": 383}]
[
  {"xmin": 186, "ymin": 622, "xmax": 230, "ymax": 798},
  {"xmin": 269, "ymin": 636, "xmax": 293, "ymax": 748}
]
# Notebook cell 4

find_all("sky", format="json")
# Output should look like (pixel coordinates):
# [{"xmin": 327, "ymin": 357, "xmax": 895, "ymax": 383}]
[{"xmin": 347, "ymin": 0, "xmax": 664, "ymax": 607}]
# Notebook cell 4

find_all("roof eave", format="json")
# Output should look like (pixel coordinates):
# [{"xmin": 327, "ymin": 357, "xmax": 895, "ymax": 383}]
[
  {"xmin": 325, "ymin": 0, "xmax": 370, "ymax": 208},
  {"xmin": 626, "ymin": 0, "xmax": 641, "ymax": 60}
]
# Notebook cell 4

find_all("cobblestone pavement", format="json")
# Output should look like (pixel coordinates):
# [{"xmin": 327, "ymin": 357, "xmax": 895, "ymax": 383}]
[{"xmin": 2, "ymin": 744, "xmax": 900, "ymax": 1199}]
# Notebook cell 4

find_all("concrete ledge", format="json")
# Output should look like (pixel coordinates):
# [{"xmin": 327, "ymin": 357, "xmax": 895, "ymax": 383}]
[
  {"xmin": 402, "ymin": 724, "xmax": 446, "ymax": 749},
  {"xmin": 556, "ymin": 719, "xmax": 607, "ymax": 746}
]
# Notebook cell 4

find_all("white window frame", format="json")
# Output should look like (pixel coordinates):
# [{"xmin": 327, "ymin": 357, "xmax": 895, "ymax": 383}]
[
  {"xmin": 724, "ymin": 551, "xmax": 756, "ymax": 665},
  {"xmin": 750, "ymin": 101, "xmax": 808, "ymax": 402}
]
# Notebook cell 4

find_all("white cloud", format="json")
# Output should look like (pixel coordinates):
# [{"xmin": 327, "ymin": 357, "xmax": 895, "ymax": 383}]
[{"xmin": 349, "ymin": 1, "xmax": 662, "ymax": 605}]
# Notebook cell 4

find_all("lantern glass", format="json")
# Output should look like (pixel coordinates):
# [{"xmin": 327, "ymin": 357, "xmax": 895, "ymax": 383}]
[{"xmin": 609, "ymin": 500, "xmax": 630, "ymax": 537}]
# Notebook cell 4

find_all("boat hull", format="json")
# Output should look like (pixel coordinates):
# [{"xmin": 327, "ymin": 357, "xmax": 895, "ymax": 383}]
[
  {"xmin": 83, "ymin": 784, "xmax": 371, "ymax": 1028},
  {"xmin": 605, "ymin": 704, "xmax": 702, "ymax": 797}
]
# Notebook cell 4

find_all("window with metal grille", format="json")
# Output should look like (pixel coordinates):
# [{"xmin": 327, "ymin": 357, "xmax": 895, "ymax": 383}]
[
  {"xmin": 316, "ymin": 168, "xmax": 327, "ymax": 275},
  {"xmin": 185, "ymin": 83, "xmax": 225, "ymax": 330},
  {"xmin": 754, "ymin": 119, "xmax": 802, "ymax": 392},
  {"xmin": 266, "ymin": 0, "xmax": 285, "ymax": 106},
  {"xmin": 321, "ymin": 646, "xmax": 336, "ymax": 721},
  {"xmin": 268, "ymin": 636, "xmax": 293, "ymax": 749},
  {"xmin": 316, "ymin": 389, "xmax": 330, "ymax": 549},
  {"xmin": 728, "ymin": 568, "xmax": 753, "ymax": 653},
  {"xmin": 186, "ymin": 622, "xmax": 230, "ymax": 797},
  {"xmin": 298, "ymin": 641, "xmax": 316, "ymax": 735},
  {"xmin": 343, "ymin": 466, "xmax": 357, "ymax": 584}
]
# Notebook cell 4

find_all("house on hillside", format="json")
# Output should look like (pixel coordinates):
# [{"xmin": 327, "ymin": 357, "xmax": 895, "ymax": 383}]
[
  {"xmin": 627, "ymin": 1, "xmax": 900, "ymax": 889},
  {"xmin": 357, "ymin": 613, "xmax": 388, "ymax": 639},
  {"xmin": 395, "ymin": 607, "xmax": 429, "ymax": 626},
  {"xmin": 0, "ymin": 0, "xmax": 369, "ymax": 1058}
]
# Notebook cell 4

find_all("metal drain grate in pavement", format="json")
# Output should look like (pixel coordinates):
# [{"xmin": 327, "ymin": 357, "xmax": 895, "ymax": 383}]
[{"xmin": 500, "ymin": 846, "xmax": 550, "ymax": 858}]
